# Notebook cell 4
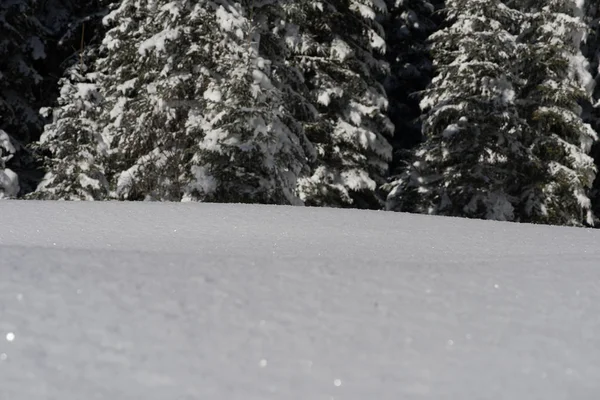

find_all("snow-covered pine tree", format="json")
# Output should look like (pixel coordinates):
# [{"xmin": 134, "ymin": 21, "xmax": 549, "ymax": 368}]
[
  {"xmin": 386, "ymin": 0, "xmax": 530, "ymax": 220},
  {"xmin": 31, "ymin": 0, "xmax": 115, "ymax": 200},
  {"xmin": 280, "ymin": 0, "xmax": 394, "ymax": 209},
  {"xmin": 182, "ymin": 1, "xmax": 313, "ymax": 204},
  {"xmin": 580, "ymin": 0, "xmax": 600, "ymax": 220},
  {"xmin": 0, "ymin": 0, "xmax": 48, "ymax": 196},
  {"xmin": 516, "ymin": 0, "xmax": 597, "ymax": 226},
  {"xmin": 0, "ymin": 129, "xmax": 19, "ymax": 198},
  {"xmin": 383, "ymin": 0, "xmax": 442, "ymax": 170},
  {"xmin": 0, "ymin": 0, "xmax": 112, "ymax": 198},
  {"xmin": 34, "ymin": 61, "xmax": 109, "ymax": 200},
  {"xmin": 37, "ymin": 0, "xmax": 311, "ymax": 204}
]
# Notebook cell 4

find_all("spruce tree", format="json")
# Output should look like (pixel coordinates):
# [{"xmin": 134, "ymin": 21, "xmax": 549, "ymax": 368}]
[
  {"xmin": 0, "ymin": 0, "xmax": 47, "ymax": 196},
  {"xmin": 36, "ymin": 0, "xmax": 312, "ymax": 204},
  {"xmin": 34, "ymin": 62, "xmax": 108, "ymax": 200},
  {"xmin": 386, "ymin": 0, "xmax": 530, "ymax": 221},
  {"xmin": 0, "ymin": 129, "xmax": 18, "ymax": 198},
  {"xmin": 384, "ymin": 0, "xmax": 442, "ymax": 170},
  {"xmin": 516, "ymin": 0, "xmax": 597, "ymax": 225},
  {"xmin": 581, "ymin": 0, "xmax": 600, "ymax": 221},
  {"xmin": 0, "ymin": 0, "xmax": 112, "ymax": 197},
  {"xmin": 32, "ymin": 0, "xmax": 115, "ymax": 200},
  {"xmin": 280, "ymin": 0, "xmax": 394, "ymax": 209}
]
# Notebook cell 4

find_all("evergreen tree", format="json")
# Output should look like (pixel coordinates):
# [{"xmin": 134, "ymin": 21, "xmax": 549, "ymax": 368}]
[
  {"xmin": 280, "ymin": 0, "xmax": 394, "ymax": 209},
  {"xmin": 386, "ymin": 0, "xmax": 530, "ymax": 221},
  {"xmin": 36, "ymin": 0, "xmax": 312, "ymax": 203},
  {"xmin": 0, "ymin": 129, "xmax": 18, "ymax": 198},
  {"xmin": 0, "ymin": 0, "xmax": 111, "ymax": 197},
  {"xmin": 384, "ymin": 0, "xmax": 442, "ymax": 170},
  {"xmin": 581, "ymin": 0, "xmax": 600, "ymax": 221},
  {"xmin": 516, "ymin": 0, "xmax": 597, "ymax": 225},
  {"xmin": 31, "ymin": 0, "xmax": 115, "ymax": 200},
  {"xmin": 34, "ymin": 61, "xmax": 108, "ymax": 200},
  {"xmin": 0, "ymin": 0, "xmax": 47, "ymax": 196}
]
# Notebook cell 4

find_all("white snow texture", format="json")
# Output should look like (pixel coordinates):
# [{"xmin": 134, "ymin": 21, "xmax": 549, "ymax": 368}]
[
  {"xmin": 0, "ymin": 130, "xmax": 19, "ymax": 198},
  {"xmin": 1, "ymin": 201, "xmax": 600, "ymax": 399}
]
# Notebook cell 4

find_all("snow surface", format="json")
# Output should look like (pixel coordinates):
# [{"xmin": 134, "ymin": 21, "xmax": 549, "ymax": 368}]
[{"xmin": 1, "ymin": 201, "xmax": 600, "ymax": 399}]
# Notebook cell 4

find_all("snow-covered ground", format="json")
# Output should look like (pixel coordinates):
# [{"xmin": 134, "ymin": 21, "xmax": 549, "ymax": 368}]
[{"xmin": 1, "ymin": 201, "xmax": 600, "ymax": 399}]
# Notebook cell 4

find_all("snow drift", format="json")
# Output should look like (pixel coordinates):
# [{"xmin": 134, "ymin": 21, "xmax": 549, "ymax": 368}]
[{"xmin": 1, "ymin": 201, "xmax": 600, "ymax": 399}]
